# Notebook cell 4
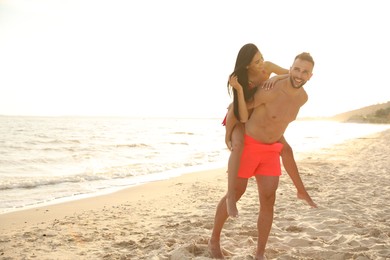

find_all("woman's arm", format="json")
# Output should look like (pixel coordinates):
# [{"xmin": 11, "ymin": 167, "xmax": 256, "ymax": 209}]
[
  {"xmin": 261, "ymin": 74, "xmax": 289, "ymax": 90},
  {"xmin": 229, "ymin": 74, "xmax": 248, "ymax": 123},
  {"xmin": 224, "ymin": 104, "xmax": 238, "ymax": 150},
  {"xmin": 264, "ymin": 61, "xmax": 289, "ymax": 75},
  {"xmin": 261, "ymin": 61, "xmax": 289, "ymax": 90}
]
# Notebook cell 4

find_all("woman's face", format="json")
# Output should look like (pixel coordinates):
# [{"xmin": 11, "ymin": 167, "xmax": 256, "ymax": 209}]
[{"xmin": 247, "ymin": 51, "xmax": 264, "ymax": 73}]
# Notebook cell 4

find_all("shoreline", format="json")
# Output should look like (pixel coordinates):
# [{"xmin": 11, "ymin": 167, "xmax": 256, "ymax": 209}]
[
  {"xmin": 0, "ymin": 166, "xmax": 226, "ymax": 232},
  {"xmin": 0, "ymin": 161, "xmax": 227, "ymax": 216},
  {"xmin": 1, "ymin": 129, "xmax": 390, "ymax": 259}
]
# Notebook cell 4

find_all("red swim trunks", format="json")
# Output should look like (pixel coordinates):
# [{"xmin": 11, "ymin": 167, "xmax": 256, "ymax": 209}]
[{"xmin": 237, "ymin": 135, "xmax": 283, "ymax": 178}]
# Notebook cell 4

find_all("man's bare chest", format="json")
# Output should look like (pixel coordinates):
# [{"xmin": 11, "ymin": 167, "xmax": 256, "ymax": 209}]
[{"xmin": 265, "ymin": 94, "xmax": 302, "ymax": 123}]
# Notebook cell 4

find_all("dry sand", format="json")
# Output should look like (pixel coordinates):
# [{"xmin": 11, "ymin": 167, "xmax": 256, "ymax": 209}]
[{"xmin": 1, "ymin": 130, "xmax": 390, "ymax": 260}]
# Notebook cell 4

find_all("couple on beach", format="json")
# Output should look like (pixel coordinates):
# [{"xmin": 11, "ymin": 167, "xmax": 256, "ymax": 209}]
[{"xmin": 209, "ymin": 43, "xmax": 317, "ymax": 259}]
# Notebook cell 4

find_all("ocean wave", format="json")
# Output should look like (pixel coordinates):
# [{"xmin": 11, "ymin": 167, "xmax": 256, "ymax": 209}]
[
  {"xmin": 0, "ymin": 160, "xmax": 201, "ymax": 191},
  {"xmin": 115, "ymin": 143, "xmax": 150, "ymax": 148},
  {"xmin": 0, "ymin": 166, "xmax": 141, "ymax": 191},
  {"xmin": 167, "ymin": 142, "xmax": 189, "ymax": 145},
  {"xmin": 172, "ymin": 131, "xmax": 195, "ymax": 135},
  {"xmin": 0, "ymin": 175, "xmax": 105, "ymax": 191}
]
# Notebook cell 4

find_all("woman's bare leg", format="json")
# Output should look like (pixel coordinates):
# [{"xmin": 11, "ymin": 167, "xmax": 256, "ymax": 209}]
[{"xmin": 226, "ymin": 123, "xmax": 245, "ymax": 217}]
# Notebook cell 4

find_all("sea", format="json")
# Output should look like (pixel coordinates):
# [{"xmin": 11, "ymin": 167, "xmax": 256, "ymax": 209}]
[{"xmin": 1, "ymin": 116, "xmax": 389, "ymax": 214}]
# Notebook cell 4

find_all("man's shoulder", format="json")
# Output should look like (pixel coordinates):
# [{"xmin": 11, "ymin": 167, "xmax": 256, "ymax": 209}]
[
  {"xmin": 275, "ymin": 76, "xmax": 289, "ymax": 85},
  {"xmin": 271, "ymin": 77, "xmax": 288, "ymax": 91},
  {"xmin": 295, "ymin": 87, "xmax": 308, "ymax": 105},
  {"xmin": 301, "ymin": 88, "xmax": 309, "ymax": 102}
]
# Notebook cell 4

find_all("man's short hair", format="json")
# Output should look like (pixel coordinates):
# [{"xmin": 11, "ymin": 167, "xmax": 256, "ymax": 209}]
[{"xmin": 295, "ymin": 52, "xmax": 315, "ymax": 66}]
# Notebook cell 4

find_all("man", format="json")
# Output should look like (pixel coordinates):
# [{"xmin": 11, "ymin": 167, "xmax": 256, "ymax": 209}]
[{"xmin": 209, "ymin": 52, "xmax": 315, "ymax": 260}]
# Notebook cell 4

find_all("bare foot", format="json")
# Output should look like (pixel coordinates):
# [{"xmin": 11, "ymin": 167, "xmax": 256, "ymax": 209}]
[
  {"xmin": 226, "ymin": 196, "xmax": 238, "ymax": 218},
  {"xmin": 208, "ymin": 238, "xmax": 224, "ymax": 259},
  {"xmin": 255, "ymin": 255, "xmax": 267, "ymax": 260},
  {"xmin": 297, "ymin": 191, "xmax": 317, "ymax": 208}
]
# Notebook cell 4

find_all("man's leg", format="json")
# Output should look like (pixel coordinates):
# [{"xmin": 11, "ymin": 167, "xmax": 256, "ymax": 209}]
[
  {"xmin": 255, "ymin": 175, "xmax": 279, "ymax": 260},
  {"xmin": 209, "ymin": 177, "xmax": 248, "ymax": 259}
]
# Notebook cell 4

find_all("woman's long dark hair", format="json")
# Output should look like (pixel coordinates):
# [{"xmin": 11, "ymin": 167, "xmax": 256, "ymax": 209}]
[{"xmin": 227, "ymin": 43, "xmax": 259, "ymax": 121}]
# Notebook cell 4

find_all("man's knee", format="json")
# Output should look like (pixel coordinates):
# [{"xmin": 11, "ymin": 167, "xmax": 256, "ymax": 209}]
[
  {"xmin": 260, "ymin": 192, "xmax": 276, "ymax": 209},
  {"xmin": 261, "ymin": 192, "xmax": 276, "ymax": 201}
]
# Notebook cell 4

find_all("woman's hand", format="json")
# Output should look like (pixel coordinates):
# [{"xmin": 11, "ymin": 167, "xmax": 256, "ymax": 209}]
[
  {"xmin": 261, "ymin": 78, "xmax": 276, "ymax": 91},
  {"xmin": 228, "ymin": 73, "xmax": 248, "ymax": 122},
  {"xmin": 261, "ymin": 74, "xmax": 289, "ymax": 90},
  {"xmin": 229, "ymin": 74, "xmax": 242, "ymax": 91}
]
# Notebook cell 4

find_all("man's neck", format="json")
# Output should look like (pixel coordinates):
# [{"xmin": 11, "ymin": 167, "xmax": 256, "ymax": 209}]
[{"xmin": 282, "ymin": 77, "xmax": 304, "ymax": 95}]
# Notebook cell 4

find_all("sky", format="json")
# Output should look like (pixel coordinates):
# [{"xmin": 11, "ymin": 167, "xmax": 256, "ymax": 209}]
[{"xmin": 0, "ymin": 0, "xmax": 389, "ymax": 118}]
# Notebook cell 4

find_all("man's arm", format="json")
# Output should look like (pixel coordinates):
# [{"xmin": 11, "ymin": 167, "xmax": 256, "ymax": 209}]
[{"xmin": 279, "ymin": 136, "xmax": 317, "ymax": 208}]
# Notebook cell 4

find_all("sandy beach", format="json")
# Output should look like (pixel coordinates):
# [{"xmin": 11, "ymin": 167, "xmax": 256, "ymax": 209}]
[{"xmin": 1, "ymin": 129, "xmax": 390, "ymax": 260}]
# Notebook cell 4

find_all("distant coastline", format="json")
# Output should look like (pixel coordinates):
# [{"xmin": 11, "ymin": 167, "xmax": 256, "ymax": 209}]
[
  {"xmin": 2, "ymin": 101, "xmax": 390, "ymax": 123},
  {"xmin": 300, "ymin": 101, "xmax": 390, "ymax": 124}
]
